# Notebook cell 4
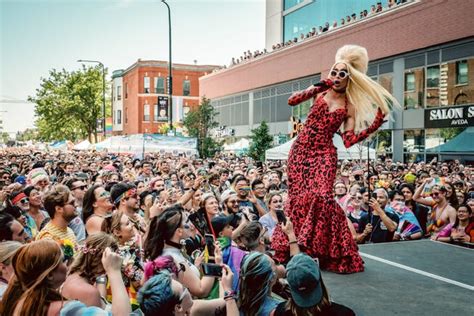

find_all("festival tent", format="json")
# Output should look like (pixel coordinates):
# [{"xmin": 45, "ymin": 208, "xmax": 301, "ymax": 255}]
[
  {"xmin": 426, "ymin": 127, "xmax": 474, "ymax": 161},
  {"xmin": 223, "ymin": 138, "xmax": 250, "ymax": 153},
  {"xmin": 265, "ymin": 134, "xmax": 376, "ymax": 160},
  {"xmin": 94, "ymin": 134, "xmax": 198, "ymax": 156},
  {"xmin": 73, "ymin": 140, "xmax": 91, "ymax": 150}
]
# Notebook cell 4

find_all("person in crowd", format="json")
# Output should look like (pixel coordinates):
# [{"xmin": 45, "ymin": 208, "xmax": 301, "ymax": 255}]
[
  {"xmin": 259, "ymin": 192, "xmax": 284, "ymax": 239},
  {"xmin": 334, "ymin": 181, "xmax": 349, "ymax": 208},
  {"xmin": 61, "ymin": 232, "xmax": 118, "ymax": 308},
  {"xmin": 234, "ymin": 176, "xmax": 264, "ymax": 219},
  {"xmin": 274, "ymin": 253, "xmax": 355, "ymax": 316},
  {"xmin": 238, "ymin": 252, "xmax": 284, "ymax": 316},
  {"xmin": 64, "ymin": 177, "xmax": 87, "ymax": 242},
  {"xmin": 357, "ymin": 188, "xmax": 399, "ymax": 243},
  {"xmin": 0, "ymin": 213, "xmax": 28, "ymax": 243},
  {"xmin": 83, "ymin": 185, "xmax": 114, "ymax": 235},
  {"xmin": 24, "ymin": 185, "xmax": 50, "ymax": 232},
  {"xmin": 431, "ymin": 204, "xmax": 473, "ymax": 243},
  {"xmin": 144, "ymin": 205, "xmax": 221, "ymax": 298},
  {"xmin": 399, "ymin": 183, "xmax": 429, "ymax": 235},
  {"xmin": 0, "ymin": 241, "xmax": 22, "ymax": 300},
  {"xmin": 0, "ymin": 240, "xmax": 68, "ymax": 316},
  {"xmin": 36, "ymin": 185, "xmax": 78, "ymax": 249},
  {"xmin": 413, "ymin": 179, "xmax": 456, "ymax": 234},
  {"xmin": 101, "ymin": 210, "xmax": 144, "ymax": 310},
  {"xmin": 346, "ymin": 192, "xmax": 367, "ymax": 232},
  {"xmin": 138, "ymin": 265, "xmax": 237, "ymax": 316},
  {"xmin": 389, "ymin": 190, "xmax": 423, "ymax": 241},
  {"xmin": 252, "ymin": 179, "xmax": 269, "ymax": 214},
  {"xmin": 111, "ymin": 183, "xmax": 147, "ymax": 234}
]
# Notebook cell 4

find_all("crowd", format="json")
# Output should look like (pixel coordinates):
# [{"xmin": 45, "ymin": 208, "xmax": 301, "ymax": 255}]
[
  {"xmin": 224, "ymin": 0, "xmax": 409, "ymax": 70},
  {"xmin": 0, "ymin": 147, "xmax": 473, "ymax": 315}
]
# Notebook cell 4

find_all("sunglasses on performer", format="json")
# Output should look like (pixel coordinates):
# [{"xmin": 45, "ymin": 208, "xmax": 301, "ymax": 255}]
[{"xmin": 330, "ymin": 69, "xmax": 350, "ymax": 79}]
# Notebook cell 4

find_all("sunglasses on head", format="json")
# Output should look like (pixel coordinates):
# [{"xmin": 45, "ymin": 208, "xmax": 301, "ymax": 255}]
[{"xmin": 330, "ymin": 69, "xmax": 350, "ymax": 79}]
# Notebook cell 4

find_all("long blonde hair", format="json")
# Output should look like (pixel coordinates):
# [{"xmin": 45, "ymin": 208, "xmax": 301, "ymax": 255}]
[{"xmin": 333, "ymin": 45, "xmax": 400, "ymax": 133}]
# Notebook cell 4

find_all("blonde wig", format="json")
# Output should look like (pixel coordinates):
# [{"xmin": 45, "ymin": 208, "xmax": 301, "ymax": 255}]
[{"xmin": 332, "ymin": 45, "xmax": 400, "ymax": 133}]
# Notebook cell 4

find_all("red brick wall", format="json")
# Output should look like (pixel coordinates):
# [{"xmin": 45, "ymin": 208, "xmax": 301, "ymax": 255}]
[
  {"xmin": 200, "ymin": 0, "xmax": 474, "ymax": 99},
  {"xmin": 122, "ymin": 64, "xmax": 211, "ymax": 135}
]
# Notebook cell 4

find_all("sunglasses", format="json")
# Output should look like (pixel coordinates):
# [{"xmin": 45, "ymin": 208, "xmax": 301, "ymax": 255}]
[
  {"xmin": 430, "ymin": 192, "xmax": 440, "ymax": 197},
  {"xmin": 228, "ymin": 199, "xmax": 239, "ymax": 204},
  {"xmin": 330, "ymin": 69, "xmax": 350, "ymax": 79},
  {"xmin": 20, "ymin": 198, "xmax": 29, "ymax": 204},
  {"xmin": 72, "ymin": 185, "xmax": 87, "ymax": 191}
]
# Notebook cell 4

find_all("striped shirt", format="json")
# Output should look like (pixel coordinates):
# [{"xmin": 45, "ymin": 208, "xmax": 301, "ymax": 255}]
[{"xmin": 36, "ymin": 221, "xmax": 78, "ymax": 248}]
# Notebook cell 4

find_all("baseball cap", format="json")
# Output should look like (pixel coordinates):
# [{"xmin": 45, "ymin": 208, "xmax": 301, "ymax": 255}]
[
  {"xmin": 211, "ymin": 215, "xmax": 233, "ymax": 236},
  {"xmin": 286, "ymin": 253, "xmax": 323, "ymax": 308},
  {"xmin": 220, "ymin": 189, "xmax": 236, "ymax": 203}
]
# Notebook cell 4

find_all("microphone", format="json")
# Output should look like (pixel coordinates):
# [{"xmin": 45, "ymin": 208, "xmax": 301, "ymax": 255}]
[{"xmin": 313, "ymin": 79, "xmax": 334, "ymax": 88}]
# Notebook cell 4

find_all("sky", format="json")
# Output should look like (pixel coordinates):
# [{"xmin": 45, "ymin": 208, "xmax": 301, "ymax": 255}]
[{"xmin": 0, "ymin": 0, "xmax": 265, "ymax": 136}]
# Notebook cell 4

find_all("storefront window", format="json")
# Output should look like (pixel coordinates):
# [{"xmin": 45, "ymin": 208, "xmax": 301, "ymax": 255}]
[
  {"xmin": 376, "ymin": 130, "xmax": 392, "ymax": 154},
  {"xmin": 404, "ymin": 68, "xmax": 424, "ymax": 109},
  {"xmin": 425, "ymin": 129, "xmax": 445, "ymax": 151},
  {"xmin": 404, "ymin": 153, "xmax": 424, "ymax": 163},
  {"xmin": 404, "ymin": 129, "xmax": 425, "ymax": 152},
  {"xmin": 446, "ymin": 58, "xmax": 474, "ymax": 105}
]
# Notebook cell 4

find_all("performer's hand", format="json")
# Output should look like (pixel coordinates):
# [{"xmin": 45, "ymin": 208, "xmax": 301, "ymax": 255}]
[
  {"xmin": 314, "ymin": 78, "xmax": 334, "ymax": 88},
  {"xmin": 281, "ymin": 218, "xmax": 294, "ymax": 235}
]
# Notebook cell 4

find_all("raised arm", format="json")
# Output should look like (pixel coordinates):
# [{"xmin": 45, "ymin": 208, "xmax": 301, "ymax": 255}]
[
  {"xmin": 288, "ymin": 79, "xmax": 333, "ymax": 106},
  {"xmin": 341, "ymin": 108, "xmax": 386, "ymax": 148}
]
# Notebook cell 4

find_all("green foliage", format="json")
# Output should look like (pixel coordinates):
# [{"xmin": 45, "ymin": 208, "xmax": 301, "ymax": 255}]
[
  {"xmin": 0, "ymin": 132, "xmax": 10, "ymax": 143},
  {"xmin": 16, "ymin": 128, "xmax": 38, "ymax": 142},
  {"xmin": 183, "ymin": 96, "xmax": 222, "ymax": 158},
  {"xmin": 28, "ymin": 65, "xmax": 109, "ymax": 142},
  {"xmin": 440, "ymin": 127, "xmax": 464, "ymax": 142},
  {"xmin": 249, "ymin": 121, "xmax": 273, "ymax": 162}
]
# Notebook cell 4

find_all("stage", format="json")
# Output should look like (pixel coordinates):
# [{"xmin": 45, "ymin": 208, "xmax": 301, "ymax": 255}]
[{"xmin": 321, "ymin": 240, "xmax": 474, "ymax": 315}]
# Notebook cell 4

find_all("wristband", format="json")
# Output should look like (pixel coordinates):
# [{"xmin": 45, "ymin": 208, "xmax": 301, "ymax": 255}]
[
  {"xmin": 96, "ymin": 275, "xmax": 107, "ymax": 285},
  {"xmin": 224, "ymin": 290, "xmax": 236, "ymax": 301}
]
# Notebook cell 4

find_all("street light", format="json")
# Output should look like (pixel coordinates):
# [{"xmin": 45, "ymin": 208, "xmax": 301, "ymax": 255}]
[
  {"xmin": 161, "ymin": 0, "xmax": 173, "ymax": 133},
  {"xmin": 77, "ymin": 59, "xmax": 106, "ymax": 138}
]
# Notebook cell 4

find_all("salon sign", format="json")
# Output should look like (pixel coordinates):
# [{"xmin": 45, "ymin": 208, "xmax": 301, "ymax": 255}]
[{"xmin": 424, "ymin": 104, "xmax": 474, "ymax": 128}]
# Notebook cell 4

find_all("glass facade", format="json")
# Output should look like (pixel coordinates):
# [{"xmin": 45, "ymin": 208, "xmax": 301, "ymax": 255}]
[{"xmin": 283, "ymin": 0, "xmax": 375, "ymax": 42}]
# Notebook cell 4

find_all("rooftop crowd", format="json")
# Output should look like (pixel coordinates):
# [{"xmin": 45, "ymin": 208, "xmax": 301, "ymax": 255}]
[
  {"xmin": 0, "ymin": 147, "xmax": 472, "ymax": 315},
  {"xmin": 220, "ymin": 0, "xmax": 409, "ymax": 71}
]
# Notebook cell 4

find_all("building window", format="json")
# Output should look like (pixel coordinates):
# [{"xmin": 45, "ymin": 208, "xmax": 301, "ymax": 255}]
[
  {"xmin": 183, "ymin": 80, "xmax": 190, "ymax": 96},
  {"xmin": 456, "ymin": 60, "xmax": 468, "ymax": 85},
  {"xmin": 404, "ymin": 129, "xmax": 425, "ymax": 153},
  {"xmin": 404, "ymin": 69, "xmax": 424, "ymax": 109},
  {"xmin": 154, "ymin": 104, "xmax": 159, "ymax": 121},
  {"xmin": 155, "ymin": 77, "xmax": 165, "ymax": 94},
  {"xmin": 143, "ymin": 104, "xmax": 150, "ymax": 121},
  {"xmin": 144, "ymin": 76, "xmax": 150, "ymax": 93},
  {"xmin": 426, "ymin": 66, "xmax": 439, "ymax": 88},
  {"xmin": 426, "ymin": 66, "xmax": 440, "ymax": 108},
  {"xmin": 117, "ymin": 86, "xmax": 122, "ymax": 101},
  {"xmin": 125, "ymin": 83, "xmax": 128, "ymax": 99},
  {"xmin": 125, "ymin": 108, "xmax": 128, "ymax": 124},
  {"xmin": 117, "ymin": 110, "xmax": 122, "ymax": 124}
]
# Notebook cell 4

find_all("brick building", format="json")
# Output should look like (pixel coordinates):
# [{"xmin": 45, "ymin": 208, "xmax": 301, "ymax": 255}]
[
  {"xmin": 199, "ymin": 0, "xmax": 474, "ymax": 162},
  {"xmin": 111, "ymin": 60, "xmax": 220, "ymax": 135}
]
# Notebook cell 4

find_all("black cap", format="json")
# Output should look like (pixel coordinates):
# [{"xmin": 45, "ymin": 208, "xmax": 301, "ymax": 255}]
[{"xmin": 211, "ymin": 215, "xmax": 233, "ymax": 236}]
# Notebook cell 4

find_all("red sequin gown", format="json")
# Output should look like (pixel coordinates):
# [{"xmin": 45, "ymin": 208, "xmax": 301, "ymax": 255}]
[{"xmin": 271, "ymin": 88, "xmax": 364, "ymax": 273}]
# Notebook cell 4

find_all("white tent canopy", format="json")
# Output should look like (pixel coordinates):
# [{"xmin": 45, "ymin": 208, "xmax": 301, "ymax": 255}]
[
  {"xmin": 266, "ymin": 134, "xmax": 376, "ymax": 160},
  {"xmin": 223, "ymin": 138, "xmax": 250, "ymax": 152},
  {"xmin": 74, "ymin": 140, "xmax": 91, "ymax": 150}
]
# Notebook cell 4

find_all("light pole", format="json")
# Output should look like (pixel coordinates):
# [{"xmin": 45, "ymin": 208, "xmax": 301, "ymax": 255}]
[
  {"xmin": 162, "ymin": 0, "xmax": 173, "ymax": 133},
  {"xmin": 77, "ymin": 59, "xmax": 106, "ymax": 139}
]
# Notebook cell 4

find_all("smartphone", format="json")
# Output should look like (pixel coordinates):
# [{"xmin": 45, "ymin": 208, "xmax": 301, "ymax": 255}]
[
  {"xmin": 276, "ymin": 209, "xmax": 287, "ymax": 225},
  {"xmin": 371, "ymin": 192, "xmax": 378, "ymax": 199},
  {"xmin": 256, "ymin": 161, "xmax": 263, "ymax": 169},
  {"xmin": 202, "ymin": 263, "xmax": 222, "ymax": 277},
  {"xmin": 204, "ymin": 234, "xmax": 215, "ymax": 257}
]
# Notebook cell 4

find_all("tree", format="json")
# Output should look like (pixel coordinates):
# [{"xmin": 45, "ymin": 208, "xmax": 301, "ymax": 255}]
[
  {"xmin": 249, "ymin": 121, "xmax": 273, "ymax": 162},
  {"xmin": 183, "ymin": 96, "xmax": 222, "ymax": 158},
  {"xmin": 0, "ymin": 132, "xmax": 10, "ymax": 143},
  {"xmin": 28, "ymin": 65, "xmax": 109, "ymax": 143},
  {"xmin": 16, "ymin": 128, "xmax": 38, "ymax": 142}
]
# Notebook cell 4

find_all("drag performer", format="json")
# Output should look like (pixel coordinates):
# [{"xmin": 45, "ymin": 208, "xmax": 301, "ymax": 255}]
[{"xmin": 271, "ymin": 45, "xmax": 398, "ymax": 273}]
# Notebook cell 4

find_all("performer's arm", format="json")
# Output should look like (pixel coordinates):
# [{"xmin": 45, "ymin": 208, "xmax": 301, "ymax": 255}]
[
  {"xmin": 288, "ymin": 79, "xmax": 333, "ymax": 106},
  {"xmin": 341, "ymin": 108, "xmax": 385, "ymax": 148}
]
